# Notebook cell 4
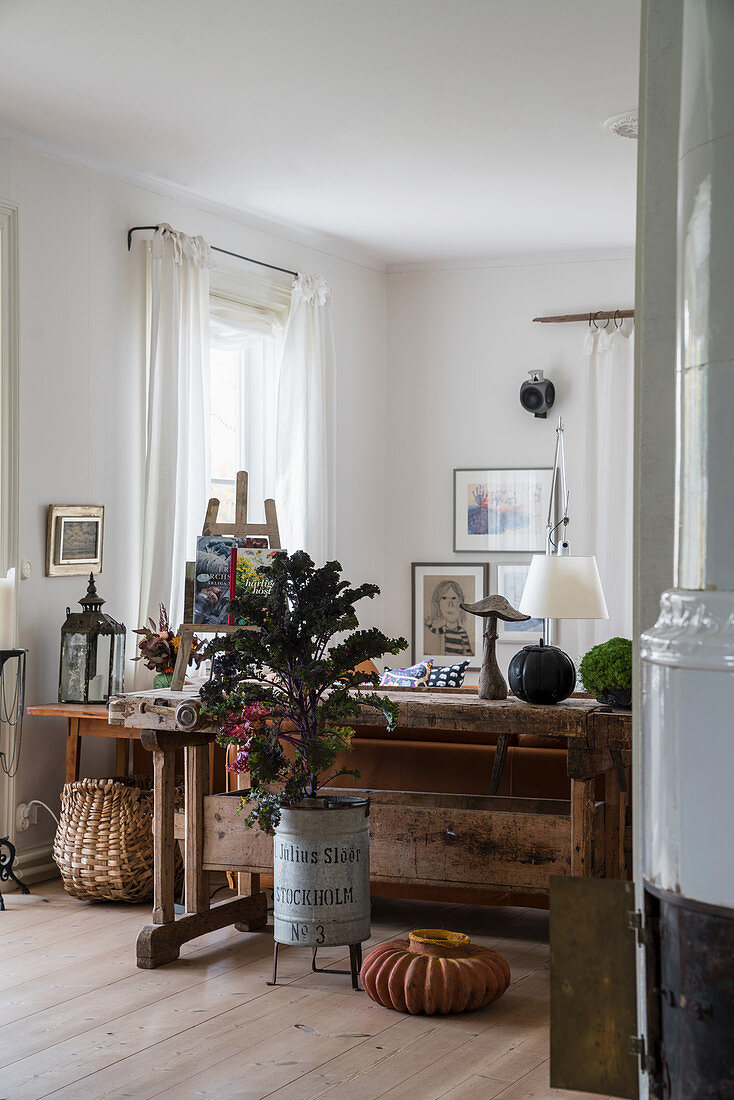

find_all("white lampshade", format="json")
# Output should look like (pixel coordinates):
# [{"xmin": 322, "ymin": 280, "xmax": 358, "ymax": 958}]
[{"xmin": 519, "ymin": 555, "xmax": 609, "ymax": 620}]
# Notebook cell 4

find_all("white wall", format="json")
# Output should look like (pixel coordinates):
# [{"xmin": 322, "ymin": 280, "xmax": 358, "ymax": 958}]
[
  {"xmin": 382, "ymin": 256, "xmax": 635, "ymax": 679},
  {"xmin": 0, "ymin": 138, "xmax": 388, "ymax": 858}
]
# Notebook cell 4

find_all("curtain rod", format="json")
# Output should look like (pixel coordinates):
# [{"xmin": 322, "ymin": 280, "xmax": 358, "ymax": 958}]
[
  {"xmin": 532, "ymin": 309, "xmax": 635, "ymax": 324},
  {"xmin": 127, "ymin": 226, "xmax": 298, "ymax": 278}
]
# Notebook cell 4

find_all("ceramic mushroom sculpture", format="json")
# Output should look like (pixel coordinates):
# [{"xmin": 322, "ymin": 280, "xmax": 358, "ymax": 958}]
[{"xmin": 460, "ymin": 594, "xmax": 530, "ymax": 700}]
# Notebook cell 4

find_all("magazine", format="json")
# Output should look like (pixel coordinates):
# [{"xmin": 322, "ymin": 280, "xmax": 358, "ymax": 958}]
[
  {"xmin": 193, "ymin": 535, "xmax": 269, "ymax": 625},
  {"xmin": 228, "ymin": 546, "xmax": 280, "ymax": 624}
]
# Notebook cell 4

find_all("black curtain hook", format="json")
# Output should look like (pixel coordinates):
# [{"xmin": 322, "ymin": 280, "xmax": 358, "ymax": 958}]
[{"xmin": 614, "ymin": 309, "xmax": 622, "ymax": 329}]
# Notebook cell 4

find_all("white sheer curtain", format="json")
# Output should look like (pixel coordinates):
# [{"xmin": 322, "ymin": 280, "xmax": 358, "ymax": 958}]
[
  {"xmin": 577, "ymin": 322, "xmax": 635, "ymax": 654},
  {"xmin": 138, "ymin": 224, "xmax": 212, "ymax": 639},
  {"xmin": 276, "ymin": 274, "xmax": 336, "ymax": 563}
]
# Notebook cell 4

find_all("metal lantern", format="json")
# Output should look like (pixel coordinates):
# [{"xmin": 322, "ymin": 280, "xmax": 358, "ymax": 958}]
[{"xmin": 59, "ymin": 573, "xmax": 126, "ymax": 704}]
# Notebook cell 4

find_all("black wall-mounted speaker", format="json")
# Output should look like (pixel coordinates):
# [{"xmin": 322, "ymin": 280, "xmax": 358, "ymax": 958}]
[{"xmin": 520, "ymin": 371, "xmax": 555, "ymax": 418}]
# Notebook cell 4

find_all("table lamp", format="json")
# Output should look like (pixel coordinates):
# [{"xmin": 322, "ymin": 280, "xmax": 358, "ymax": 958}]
[{"xmin": 511, "ymin": 418, "xmax": 608, "ymax": 704}]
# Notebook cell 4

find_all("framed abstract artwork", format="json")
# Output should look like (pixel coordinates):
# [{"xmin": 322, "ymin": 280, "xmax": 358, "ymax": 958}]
[
  {"xmin": 495, "ymin": 561, "xmax": 550, "ymax": 644},
  {"xmin": 412, "ymin": 562, "xmax": 489, "ymax": 670},
  {"xmin": 453, "ymin": 467, "xmax": 553, "ymax": 552}
]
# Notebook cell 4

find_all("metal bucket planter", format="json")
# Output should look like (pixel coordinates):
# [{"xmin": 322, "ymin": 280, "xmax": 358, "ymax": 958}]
[{"xmin": 271, "ymin": 795, "xmax": 370, "ymax": 988}]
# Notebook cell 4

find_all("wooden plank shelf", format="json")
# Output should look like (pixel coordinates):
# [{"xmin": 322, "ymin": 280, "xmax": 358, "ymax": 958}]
[{"xmin": 172, "ymin": 786, "xmax": 601, "ymax": 900}]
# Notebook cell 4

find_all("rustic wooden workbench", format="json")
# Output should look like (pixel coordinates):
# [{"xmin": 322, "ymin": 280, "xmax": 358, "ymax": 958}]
[{"xmin": 109, "ymin": 688, "xmax": 631, "ymax": 969}]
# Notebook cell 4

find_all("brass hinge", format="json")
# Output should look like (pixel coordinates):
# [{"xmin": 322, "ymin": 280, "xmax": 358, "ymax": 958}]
[
  {"xmin": 631, "ymin": 1033, "xmax": 662, "ymax": 1079},
  {"xmin": 630, "ymin": 1035, "xmax": 646, "ymax": 1059},
  {"xmin": 627, "ymin": 909, "xmax": 643, "ymax": 944},
  {"xmin": 628, "ymin": 909, "xmax": 661, "ymax": 949}
]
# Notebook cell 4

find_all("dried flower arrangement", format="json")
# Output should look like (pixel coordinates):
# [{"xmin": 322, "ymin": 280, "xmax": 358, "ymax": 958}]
[{"xmin": 133, "ymin": 604, "xmax": 200, "ymax": 675}]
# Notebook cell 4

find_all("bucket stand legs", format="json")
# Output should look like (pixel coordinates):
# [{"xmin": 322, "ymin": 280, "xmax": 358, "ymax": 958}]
[
  {"xmin": 313, "ymin": 942, "xmax": 363, "ymax": 990},
  {"xmin": 267, "ymin": 941, "xmax": 280, "ymax": 986},
  {"xmin": 268, "ymin": 941, "xmax": 363, "ymax": 990}
]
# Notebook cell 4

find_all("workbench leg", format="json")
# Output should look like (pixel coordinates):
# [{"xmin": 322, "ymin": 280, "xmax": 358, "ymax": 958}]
[
  {"xmin": 208, "ymin": 741, "xmax": 216, "ymax": 795},
  {"xmin": 236, "ymin": 767, "xmax": 251, "ymax": 898},
  {"xmin": 232, "ymin": 764, "xmax": 268, "ymax": 931},
  {"xmin": 234, "ymin": 874, "xmax": 267, "ymax": 932},
  {"xmin": 115, "ymin": 738, "xmax": 129, "ymax": 777},
  {"xmin": 184, "ymin": 744, "xmax": 210, "ymax": 915},
  {"xmin": 604, "ymin": 768, "xmax": 626, "ymax": 879},
  {"xmin": 136, "ymin": 729, "xmax": 268, "ymax": 970},
  {"xmin": 152, "ymin": 747, "xmax": 176, "ymax": 928},
  {"xmin": 624, "ymin": 765, "xmax": 632, "ymax": 880},
  {"xmin": 570, "ymin": 778, "xmax": 596, "ymax": 877},
  {"xmin": 65, "ymin": 717, "xmax": 81, "ymax": 783}
]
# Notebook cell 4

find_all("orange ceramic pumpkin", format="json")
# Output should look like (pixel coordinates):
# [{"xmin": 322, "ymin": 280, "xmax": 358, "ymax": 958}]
[{"xmin": 360, "ymin": 929, "xmax": 510, "ymax": 1014}]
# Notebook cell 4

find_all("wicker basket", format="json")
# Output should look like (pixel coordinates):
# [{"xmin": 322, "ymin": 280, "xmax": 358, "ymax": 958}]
[{"xmin": 53, "ymin": 776, "xmax": 182, "ymax": 903}]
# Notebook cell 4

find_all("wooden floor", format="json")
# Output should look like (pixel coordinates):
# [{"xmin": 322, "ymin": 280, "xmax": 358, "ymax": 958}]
[{"xmin": 0, "ymin": 880, "xmax": 612, "ymax": 1100}]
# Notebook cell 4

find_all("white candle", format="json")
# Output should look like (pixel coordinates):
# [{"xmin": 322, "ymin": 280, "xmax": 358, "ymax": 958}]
[{"xmin": 0, "ymin": 568, "xmax": 16, "ymax": 650}]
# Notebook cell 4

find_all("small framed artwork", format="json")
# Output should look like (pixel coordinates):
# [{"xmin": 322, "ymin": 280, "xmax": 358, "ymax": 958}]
[
  {"xmin": 412, "ymin": 562, "xmax": 489, "ymax": 669},
  {"xmin": 46, "ymin": 505, "xmax": 104, "ymax": 576},
  {"xmin": 495, "ymin": 561, "xmax": 551, "ymax": 644},
  {"xmin": 453, "ymin": 467, "xmax": 554, "ymax": 553}
]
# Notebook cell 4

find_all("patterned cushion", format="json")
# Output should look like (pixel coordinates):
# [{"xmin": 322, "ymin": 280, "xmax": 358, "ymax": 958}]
[
  {"xmin": 379, "ymin": 660, "xmax": 433, "ymax": 687},
  {"xmin": 428, "ymin": 660, "xmax": 470, "ymax": 688}
]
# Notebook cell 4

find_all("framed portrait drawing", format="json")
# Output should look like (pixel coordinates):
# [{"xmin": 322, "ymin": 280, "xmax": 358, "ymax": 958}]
[
  {"xmin": 453, "ymin": 467, "xmax": 553, "ymax": 553},
  {"xmin": 495, "ymin": 561, "xmax": 551, "ymax": 644},
  {"xmin": 412, "ymin": 562, "xmax": 489, "ymax": 670},
  {"xmin": 46, "ymin": 505, "xmax": 104, "ymax": 576}
]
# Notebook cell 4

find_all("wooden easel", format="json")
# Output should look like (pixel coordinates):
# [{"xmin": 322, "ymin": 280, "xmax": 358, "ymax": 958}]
[{"xmin": 170, "ymin": 471, "xmax": 281, "ymax": 690}]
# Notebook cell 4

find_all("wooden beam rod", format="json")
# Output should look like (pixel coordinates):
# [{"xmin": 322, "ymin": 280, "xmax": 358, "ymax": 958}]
[{"xmin": 532, "ymin": 309, "xmax": 635, "ymax": 324}]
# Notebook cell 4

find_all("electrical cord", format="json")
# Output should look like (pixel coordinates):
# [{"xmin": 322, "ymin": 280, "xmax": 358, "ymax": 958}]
[
  {"xmin": 25, "ymin": 800, "xmax": 60, "ymax": 828},
  {"xmin": 0, "ymin": 650, "xmax": 26, "ymax": 779}
]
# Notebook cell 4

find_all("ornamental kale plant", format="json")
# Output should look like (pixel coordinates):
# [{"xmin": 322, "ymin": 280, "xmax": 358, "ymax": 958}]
[
  {"xmin": 579, "ymin": 637, "xmax": 633, "ymax": 695},
  {"xmin": 200, "ymin": 550, "xmax": 407, "ymax": 833}
]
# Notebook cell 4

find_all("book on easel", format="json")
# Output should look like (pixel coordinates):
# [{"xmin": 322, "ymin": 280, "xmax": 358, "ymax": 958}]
[
  {"xmin": 193, "ymin": 535, "xmax": 270, "ymax": 625},
  {"xmin": 226, "ymin": 545, "xmax": 279, "ymax": 625},
  {"xmin": 171, "ymin": 470, "xmax": 282, "ymax": 690}
]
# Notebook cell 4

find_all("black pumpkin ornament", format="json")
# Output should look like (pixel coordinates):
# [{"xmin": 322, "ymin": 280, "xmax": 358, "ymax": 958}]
[{"xmin": 508, "ymin": 638, "xmax": 576, "ymax": 705}]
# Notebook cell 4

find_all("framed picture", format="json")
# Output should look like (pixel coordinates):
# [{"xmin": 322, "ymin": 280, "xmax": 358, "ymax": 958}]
[
  {"xmin": 412, "ymin": 562, "xmax": 489, "ymax": 670},
  {"xmin": 453, "ymin": 467, "xmax": 554, "ymax": 553},
  {"xmin": 46, "ymin": 505, "xmax": 104, "ymax": 576},
  {"xmin": 495, "ymin": 561, "xmax": 550, "ymax": 643}
]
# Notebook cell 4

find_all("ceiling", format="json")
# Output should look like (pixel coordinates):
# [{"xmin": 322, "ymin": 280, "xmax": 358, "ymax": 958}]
[{"xmin": 0, "ymin": 0, "xmax": 641, "ymax": 266}]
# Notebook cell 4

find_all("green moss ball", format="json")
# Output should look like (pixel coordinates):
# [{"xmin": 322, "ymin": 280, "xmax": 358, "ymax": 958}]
[{"xmin": 579, "ymin": 637, "xmax": 633, "ymax": 695}]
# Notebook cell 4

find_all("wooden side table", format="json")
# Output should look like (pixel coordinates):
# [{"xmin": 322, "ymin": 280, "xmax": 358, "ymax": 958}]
[
  {"xmin": 27, "ymin": 703, "xmax": 136, "ymax": 782},
  {"xmin": 27, "ymin": 703, "xmax": 225, "ymax": 793}
]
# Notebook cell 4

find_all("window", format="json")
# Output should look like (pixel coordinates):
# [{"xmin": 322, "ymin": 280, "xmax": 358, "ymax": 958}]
[
  {"xmin": 206, "ymin": 269, "xmax": 291, "ymax": 526},
  {"xmin": 209, "ymin": 337, "xmax": 281, "ymax": 523}
]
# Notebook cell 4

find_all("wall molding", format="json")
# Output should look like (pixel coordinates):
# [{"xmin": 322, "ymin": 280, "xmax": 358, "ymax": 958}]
[
  {"xmin": 0, "ymin": 199, "xmax": 20, "ymax": 844},
  {"xmin": 387, "ymin": 246, "xmax": 636, "ymax": 276}
]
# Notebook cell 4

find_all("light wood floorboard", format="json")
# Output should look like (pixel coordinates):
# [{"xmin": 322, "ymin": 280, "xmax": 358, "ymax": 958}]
[{"xmin": 0, "ymin": 881, "xmax": 610, "ymax": 1099}]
